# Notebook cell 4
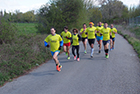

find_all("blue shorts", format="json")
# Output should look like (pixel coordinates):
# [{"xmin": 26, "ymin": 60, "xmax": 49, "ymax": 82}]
[
  {"xmin": 96, "ymin": 36, "xmax": 103, "ymax": 41},
  {"xmin": 112, "ymin": 38, "xmax": 115, "ymax": 41},
  {"xmin": 103, "ymin": 40, "xmax": 110, "ymax": 46},
  {"xmin": 51, "ymin": 50, "xmax": 60, "ymax": 56}
]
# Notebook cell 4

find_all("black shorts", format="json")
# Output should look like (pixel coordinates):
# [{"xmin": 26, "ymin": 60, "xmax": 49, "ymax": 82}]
[
  {"xmin": 88, "ymin": 39, "xmax": 95, "ymax": 45},
  {"xmin": 82, "ymin": 37, "xmax": 87, "ymax": 42},
  {"xmin": 103, "ymin": 40, "xmax": 110, "ymax": 46}
]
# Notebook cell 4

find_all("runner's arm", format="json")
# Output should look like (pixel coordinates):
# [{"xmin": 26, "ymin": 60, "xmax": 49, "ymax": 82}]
[
  {"xmin": 58, "ymin": 40, "xmax": 63, "ymax": 50},
  {"xmin": 60, "ymin": 40, "xmax": 63, "ymax": 46},
  {"xmin": 80, "ymin": 29, "xmax": 85, "ymax": 35},
  {"xmin": 78, "ymin": 34, "xmax": 82, "ymax": 41},
  {"xmin": 44, "ymin": 41, "xmax": 49, "ymax": 47},
  {"xmin": 66, "ymin": 36, "xmax": 72, "ymax": 40}
]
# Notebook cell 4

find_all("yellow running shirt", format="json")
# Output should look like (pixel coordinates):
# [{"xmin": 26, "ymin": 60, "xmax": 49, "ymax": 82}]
[
  {"xmin": 111, "ymin": 28, "xmax": 117, "ymax": 38},
  {"xmin": 61, "ymin": 31, "xmax": 72, "ymax": 43},
  {"xmin": 101, "ymin": 27, "xmax": 111, "ymax": 41},
  {"xmin": 96, "ymin": 26, "xmax": 103, "ymax": 36},
  {"xmin": 80, "ymin": 28, "xmax": 87, "ymax": 38},
  {"xmin": 72, "ymin": 34, "xmax": 80, "ymax": 46},
  {"xmin": 87, "ymin": 26, "xmax": 96, "ymax": 39},
  {"xmin": 44, "ymin": 34, "xmax": 62, "ymax": 52}
]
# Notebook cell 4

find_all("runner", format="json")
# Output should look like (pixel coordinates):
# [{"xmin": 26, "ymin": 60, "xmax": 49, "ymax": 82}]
[
  {"xmin": 110, "ymin": 24, "xmax": 117, "ymax": 50},
  {"xmin": 71, "ymin": 29, "xmax": 82, "ymax": 61},
  {"xmin": 100, "ymin": 23, "xmax": 111, "ymax": 58},
  {"xmin": 44, "ymin": 28, "xmax": 63, "ymax": 72},
  {"xmin": 86, "ymin": 22, "xmax": 96, "ymax": 58},
  {"xmin": 80, "ymin": 23, "xmax": 88, "ymax": 54},
  {"xmin": 61, "ymin": 26, "xmax": 72, "ymax": 60},
  {"xmin": 96, "ymin": 22, "xmax": 104, "ymax": 53}
]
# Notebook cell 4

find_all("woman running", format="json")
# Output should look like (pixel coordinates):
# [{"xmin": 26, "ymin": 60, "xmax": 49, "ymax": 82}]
[
  {"xmin": 80, "ymin": 23, "xmax": 88, "ymax": 54},
  {"xmin": 61, "ymin": 26, "xmax": 72, "ymax": 60},
  {"xmin": 71, "ymin": 29, "xmax": 81, "ymax": 61},
  {"xmin": 44, "ymin": 28, "xmax": 63, "ymax": 72},
  {"xmin": 86, "ymin": 22, "xmax": 97, "ymax": 58},
  {"xmin": 96, "ymin": 22, "xmax": 104, "ymax": 53},
  {"xmin": 110, "ymin": 24, "xmax": 117, "ymax": 50},
  {"xmin": 100, "ymin": 23, "xmax": 111, "ymax": 58}
]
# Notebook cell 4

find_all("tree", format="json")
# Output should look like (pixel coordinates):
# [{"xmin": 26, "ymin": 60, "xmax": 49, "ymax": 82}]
[
  {"xmin": 87, "ymin": 7, "xmax": 102, "ymax": 24},
  {"xmin": 36, "ymin": 0, "xmax": 88, "ymax": 33},
  {"xmin": 99, "ymin": 0, "xmax": 128, "ymax": 23},
  {"xmin": 23, "ymin": 10, "xmax": 36, "ymax": 23}
]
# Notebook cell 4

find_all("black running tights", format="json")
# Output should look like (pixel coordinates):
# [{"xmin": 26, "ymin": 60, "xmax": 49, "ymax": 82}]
[{"xmin": 72, "ymin": 45, "xmax": 80, "ymax": 58}]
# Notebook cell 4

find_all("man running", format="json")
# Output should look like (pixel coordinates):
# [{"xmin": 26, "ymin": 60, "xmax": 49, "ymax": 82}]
[
  {"xmin": 61, "ymin": 26, "xmax": 72, "ymax": 60},
  {"xmin": 110, "ymin": 24, "xmax": 117, "ymax": 50},
  {"xmin": 44, "ymin": 28, "xmax": 63, "ymax": 72},
  {"xmin": 100, "ymin": 23, "xmax": 111, "ymax": 58},
  {"xmin": 96, "ymin": 22, "xmax": 104, "ymax": 53},
  {"xmin": 86, "ymin": 22, "xmax": 96, "ymax": 58},
  {"xmin": 80, "ymin": 23, "xmax": 88, "ymax": 54}
]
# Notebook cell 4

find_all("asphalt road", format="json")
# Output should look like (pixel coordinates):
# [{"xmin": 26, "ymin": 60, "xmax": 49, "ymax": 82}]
[{"xmin": 0, "ymin": 34, "xmax": 140, "ymax": 94}]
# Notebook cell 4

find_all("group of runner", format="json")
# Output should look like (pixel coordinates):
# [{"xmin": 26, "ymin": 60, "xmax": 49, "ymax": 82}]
[{"xmin": 44, "ymin": 22, "xmax": 117, "ymax": 72}]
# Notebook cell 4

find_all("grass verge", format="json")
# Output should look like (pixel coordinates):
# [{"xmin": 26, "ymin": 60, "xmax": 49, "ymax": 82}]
[
  {"xmin": 0, "ymin": 34, "xmax": 52, "ymax": 86},
  {"xmin": 118, "ymin": 30, "xmax": 140, "ymax": 58}
]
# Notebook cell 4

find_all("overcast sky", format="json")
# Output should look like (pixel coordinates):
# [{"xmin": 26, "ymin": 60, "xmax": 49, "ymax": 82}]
[{"xmin": 0, "ymin": 0, "xmax": 139, "ymax": 13}]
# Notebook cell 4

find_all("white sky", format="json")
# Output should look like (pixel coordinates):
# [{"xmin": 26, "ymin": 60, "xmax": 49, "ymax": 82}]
[{"xmin": 0, "ymin": 0, "xmax": 139, "ymax": 13}]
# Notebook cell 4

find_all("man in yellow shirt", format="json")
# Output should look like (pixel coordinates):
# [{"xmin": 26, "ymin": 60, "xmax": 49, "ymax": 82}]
[
  {"xmin": 44, "ymin": 28, "xmax": 63, "ymax": 72},
  {"xmin": 87, "ymin": 22, "xmax": 96, "ymax": 58},
  {"xmin": 96, "ymin": 22, "xmax": 104, "ymax": 53},
  {"xmin": 100, "ymin": 23, "xmax": 111, "ymax": 58},
  {"xmin": 110, "ymin": 24, "xmax": 117, "ymax": 50},
  {"xmin": 80, "ymin": 23, "xmax": 88, "ymax": 54},
  {"xmin": 61, "ymin": 26, "xmax": 72, "ymax": 60}
]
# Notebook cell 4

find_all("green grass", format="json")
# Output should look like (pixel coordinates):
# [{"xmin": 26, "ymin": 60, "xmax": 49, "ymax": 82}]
[
  {"xmin": 13, "ymin": 23, "xmax": 38, "ymax": 34},
  {"xmin": 130, "ymin": 26, "xmax": 140, "ymax": 39}
]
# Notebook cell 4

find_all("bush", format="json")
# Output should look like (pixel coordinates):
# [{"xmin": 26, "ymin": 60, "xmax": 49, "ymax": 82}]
[
  {"xmin": 0, "ymin": 18, "xmax": 17, "ymax": 44},
  {"xmin": 0, "ymin": 21, "xmax": 52, "ymax": 86}
]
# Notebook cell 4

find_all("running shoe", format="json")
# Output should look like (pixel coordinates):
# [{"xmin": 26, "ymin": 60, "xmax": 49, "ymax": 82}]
[
  {"xmin": 77, "ymin": 58, "xmax": 80, "ymax": 61},
  {"xmin": 99, "ymin": 50, "xmax": 101, "ymax": 53},
  {"xmin": 67, "ymin": 57, "xmax": 70, "ymax": 60},
  {"xmin": 110, "ymin": 48, "xmax": 112, "ymax": 51},
  {"xmin": 91, "ymin": 55, "xmax": 93, "ymax": 58},
  {"xmin": 84, "ymin": 50, "xmax": 87, "ymax": 54},
  {"xmin": 56, "ymin": 65, "xmax": 61, "ymax": 72},
  {"xmin": 66, "ymin": 52, "xmax": 68, "ymax": 56},
  {"xmin": 112, "ymin": 47, "xmax": 114, "ymax": 50},
  {"xmin": 74, "ymin": 56, "xmax": 76, "ymax": 60},
  {"xmin": 105, "ymin": 54, "xmax": 109, "ymax": 59},
  {"xmin": 59, "ymin": 65, "xmax": 62, "ymax": 69}
]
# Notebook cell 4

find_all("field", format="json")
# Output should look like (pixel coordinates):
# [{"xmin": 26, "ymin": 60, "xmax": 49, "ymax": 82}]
[{"xmin": 13, "ymin": 23, "xmax": 38, "ymax": 34}]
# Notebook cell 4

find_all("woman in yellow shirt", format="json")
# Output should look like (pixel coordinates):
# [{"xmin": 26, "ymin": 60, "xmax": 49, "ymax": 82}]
[{"xmin": 71, "ymin": 29, "xmax": 81, "ymax": 61}]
